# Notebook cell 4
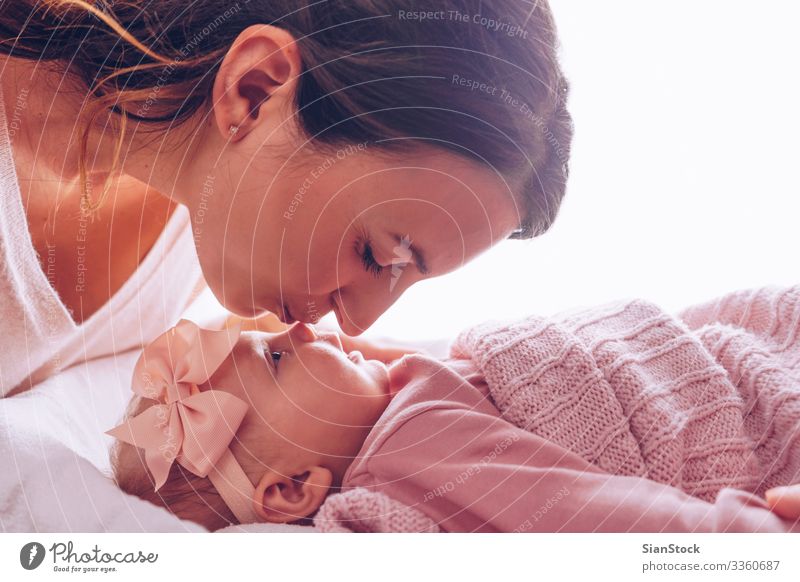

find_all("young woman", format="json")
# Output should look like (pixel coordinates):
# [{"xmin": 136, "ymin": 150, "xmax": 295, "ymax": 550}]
[{"xmin": 0, "ymin": 0, "xmax": 572, "ymax": 396}]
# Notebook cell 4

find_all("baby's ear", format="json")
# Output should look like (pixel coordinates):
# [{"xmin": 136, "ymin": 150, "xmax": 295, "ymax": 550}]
[{"xmin": 253, "ymin": 467, "xmax": 332, "ymax": 523}]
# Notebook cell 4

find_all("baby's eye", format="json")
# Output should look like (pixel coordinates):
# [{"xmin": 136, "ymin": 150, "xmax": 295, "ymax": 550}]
[{"xmin": 263, "ymin": 348, "xmax": 283, "ymax": 371}]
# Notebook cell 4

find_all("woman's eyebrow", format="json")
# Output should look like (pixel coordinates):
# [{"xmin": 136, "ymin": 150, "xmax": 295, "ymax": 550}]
[{"xmin": 391, "ymin": 233, "xmax": 430, "ymax": 275}]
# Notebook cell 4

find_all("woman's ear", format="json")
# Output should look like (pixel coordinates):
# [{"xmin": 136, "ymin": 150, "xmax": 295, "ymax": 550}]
[
  {"xmin": 211, "ymin": 24, "xmax": 302, "ymax": 141},
  {"xmin": 253, "ymin": 466, "xmax": 333, "ymax": 523}
]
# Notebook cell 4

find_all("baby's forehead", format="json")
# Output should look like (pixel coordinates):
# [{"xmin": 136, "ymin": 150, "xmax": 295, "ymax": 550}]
[
  {"xmin": 206, "ymin": 333, "xmax": 276, "ymax": 392},
  {"xmin": 232, "ymin": 330, "xmax": 275, "ymax": 359},
  {"xmin": 226, "ymin": 332, "xmax": 267, "ymax": 362}
]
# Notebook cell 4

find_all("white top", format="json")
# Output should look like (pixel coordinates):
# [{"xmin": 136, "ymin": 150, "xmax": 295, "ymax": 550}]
[{"xmin": 0, "ymin": 92, "xmax": 204, "ymax": 397}]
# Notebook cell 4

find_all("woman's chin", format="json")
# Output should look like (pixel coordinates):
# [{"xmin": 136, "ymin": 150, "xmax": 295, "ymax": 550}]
[{"xmin": 221, "ymin": 295, "xmax": 263, "ymax": 319}]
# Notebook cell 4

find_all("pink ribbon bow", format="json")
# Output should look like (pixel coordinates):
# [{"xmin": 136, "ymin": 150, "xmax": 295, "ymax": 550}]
[{"xmin": 106, "ymin": 319, "xmax": 247, "ymax": 491}]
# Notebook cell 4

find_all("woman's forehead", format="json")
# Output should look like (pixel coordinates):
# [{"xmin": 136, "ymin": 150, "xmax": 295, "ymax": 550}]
[
  {"xmin": 357, "ymin": 159, "xmax": 521, "ymax": 230},
  {"xmin": 366, "ymin": 196, "xmax": 518, "ymax": 267}
]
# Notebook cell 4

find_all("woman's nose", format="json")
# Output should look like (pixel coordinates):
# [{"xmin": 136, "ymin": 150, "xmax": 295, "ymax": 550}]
[{"xmin": 335, "ymin": 286, "xmax": 403, "ymax": 336}]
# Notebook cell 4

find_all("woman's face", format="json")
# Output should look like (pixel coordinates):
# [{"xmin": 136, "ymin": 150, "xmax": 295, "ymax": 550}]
[
  {"xmin": 190, "ymin": 132, "xmax": 522, "ymax": 335},
  {"xmin": 203, "ymin": 323, "xmax": 393, "ymax": 472}
]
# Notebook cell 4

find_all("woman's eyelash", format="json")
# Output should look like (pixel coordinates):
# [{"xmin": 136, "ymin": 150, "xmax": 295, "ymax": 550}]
[{"xmin": 356, "ymin": 237, "xmax": 384, "ymax": 278}]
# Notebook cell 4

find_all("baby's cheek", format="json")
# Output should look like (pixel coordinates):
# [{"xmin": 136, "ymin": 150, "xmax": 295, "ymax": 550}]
[{"xmin": 331, "ymin": 404, "xmax": 378, "ymax": 433}]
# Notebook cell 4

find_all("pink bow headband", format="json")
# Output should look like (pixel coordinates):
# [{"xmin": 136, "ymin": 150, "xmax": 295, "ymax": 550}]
[{"xmin": 106, "ymin": 319, "xmax": 259, "ymax": 524}]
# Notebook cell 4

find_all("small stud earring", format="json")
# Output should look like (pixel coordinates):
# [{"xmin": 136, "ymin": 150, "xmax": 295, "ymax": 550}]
[{"xmin": 228, "ymin": 125, "xmax": 239, "ymax": 136}]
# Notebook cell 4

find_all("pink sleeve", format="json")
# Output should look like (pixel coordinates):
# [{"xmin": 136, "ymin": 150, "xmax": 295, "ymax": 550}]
[{"xmin": 359, "ymin": 408, "xmax": 800, "ymax": 533}]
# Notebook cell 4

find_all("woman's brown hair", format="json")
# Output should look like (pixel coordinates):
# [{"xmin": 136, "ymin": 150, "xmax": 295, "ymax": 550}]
[{"xmin": 0, "ymin": 0, "xmax": 573, "ymax": 237}]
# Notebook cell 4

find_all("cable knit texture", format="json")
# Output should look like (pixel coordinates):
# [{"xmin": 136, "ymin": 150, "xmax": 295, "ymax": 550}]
[
  {"xmin": 451, "ymin": 285, "xmax": 800, "ymax": 502},
  {"xmin": 315, "ymin": 488, "xmax": 441, "ymax": 533},
  {"xmin": 314, "ymin": 285, "xmax": 800, "ymax": 531}
]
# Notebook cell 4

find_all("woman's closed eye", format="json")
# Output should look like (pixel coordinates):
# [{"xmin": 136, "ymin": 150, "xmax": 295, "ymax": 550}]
[{"xmin": 355, "ymin": 235, "xmax": 385, "ymax": 278}]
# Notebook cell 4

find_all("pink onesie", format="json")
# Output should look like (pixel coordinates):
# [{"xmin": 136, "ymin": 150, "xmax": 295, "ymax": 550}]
[{"xmin": 339, "ymin": 354, "xmax": 800, "ymax": 532}]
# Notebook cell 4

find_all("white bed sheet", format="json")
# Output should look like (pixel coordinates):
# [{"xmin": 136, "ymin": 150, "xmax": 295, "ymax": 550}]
[
  {"xmin": 0, "ymin": 349, "xmax": 208, "ymax": 532},
  {"xmin": 0, "ymin": 287, "xmax": 451, "ymax": 533},
  {"xmin": 0, "ymin": 289, "xmax": 312, "ymax": 532}
]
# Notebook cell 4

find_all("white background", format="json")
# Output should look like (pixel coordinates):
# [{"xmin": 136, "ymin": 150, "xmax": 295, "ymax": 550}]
[
  {"xmin": 2, "ymin": 533, "xmax": 798, "ymax": 581},
  {"xmin": 358, "ymin": 0, "xmax": 800, "ymax": 342},
  {"xmin": 2, "ymin": 3, "xmax": 799, "ymax": 577}
]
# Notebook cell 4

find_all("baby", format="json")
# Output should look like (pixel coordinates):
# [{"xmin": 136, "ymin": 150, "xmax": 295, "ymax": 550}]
[
  {"xmin": 110, "ymin": 319, "xmax": 394, "ymax": 530},
  {"xmin": 110, "ymin": 285, "xmax": 800, "ymax": 532}
]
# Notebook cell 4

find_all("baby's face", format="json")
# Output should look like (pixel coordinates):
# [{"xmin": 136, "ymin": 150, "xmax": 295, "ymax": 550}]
[{"xmin": 202, "ymin": 323, "xmax": 392, "ymax": 474}]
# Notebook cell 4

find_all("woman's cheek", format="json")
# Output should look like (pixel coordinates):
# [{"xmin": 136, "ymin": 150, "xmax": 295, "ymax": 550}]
[{"xmin": 304, "ymin": 250, "xmax": 346, "ymax": 294}]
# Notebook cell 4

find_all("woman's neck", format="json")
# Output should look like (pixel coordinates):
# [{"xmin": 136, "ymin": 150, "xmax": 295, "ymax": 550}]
[{"xmin": 0, "ymin": 54, "xmax": 213, "ymax": 207}]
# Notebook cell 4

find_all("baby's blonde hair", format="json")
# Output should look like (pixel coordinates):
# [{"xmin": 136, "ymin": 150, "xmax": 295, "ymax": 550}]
[{"xmin": 110, "ymin": 394, "xmax": 282, "ymax": 531}]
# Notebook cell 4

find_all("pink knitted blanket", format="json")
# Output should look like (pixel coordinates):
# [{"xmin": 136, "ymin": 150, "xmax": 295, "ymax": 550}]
[
  {"xmin": 316, "ymin": 285, "xmax": 800, "ymax": 531},
  {"xmin": 453, "ymin": 285, "xmax": 800, "ymax": 502}
]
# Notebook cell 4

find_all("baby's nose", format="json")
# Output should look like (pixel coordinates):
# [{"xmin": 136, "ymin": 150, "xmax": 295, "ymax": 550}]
[{"xmin": 288, "ymin": 322, "xmax": 318, "ymax": 344}]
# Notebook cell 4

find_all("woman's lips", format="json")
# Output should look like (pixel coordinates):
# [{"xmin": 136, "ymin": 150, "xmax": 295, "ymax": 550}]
[
  {"xmin": 273, "ymin": 300, "xmax": 331, "ymax": 325},
  {"xmin": 281, "ymin": 304, "xmax": 297, "ymax": 324},
  {"xmin": 271, "ymin": 302, "xmax": 299, "ymax": 324}
]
